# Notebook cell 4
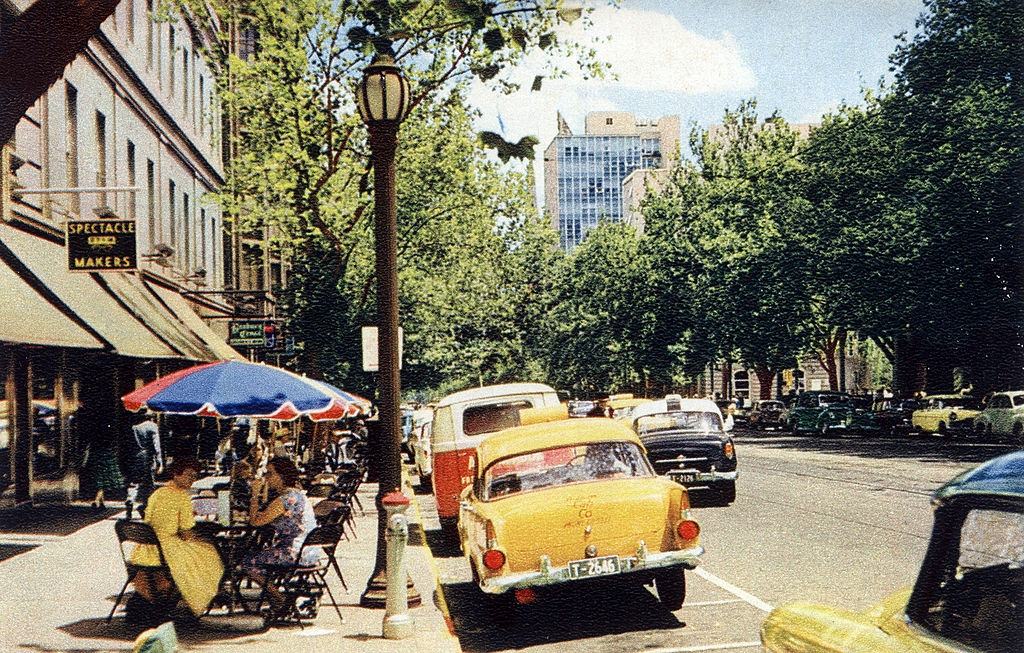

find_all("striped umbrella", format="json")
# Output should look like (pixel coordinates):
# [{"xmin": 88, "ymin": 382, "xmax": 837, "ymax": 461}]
[{"xmin": 122, "ymin": 360, "xmax": 370, "ymax": 421}]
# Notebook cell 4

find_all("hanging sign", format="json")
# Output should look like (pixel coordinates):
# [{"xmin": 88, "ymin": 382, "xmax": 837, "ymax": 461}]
[
  {"xmin": 66, "ymin": 220, "xmax": 137, "ymax": 271},
  {"xmin": 229, "ymin": 321, "xmax": 266, "ymax": 347}
]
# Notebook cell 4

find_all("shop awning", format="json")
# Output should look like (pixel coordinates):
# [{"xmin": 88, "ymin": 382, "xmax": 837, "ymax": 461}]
[
  {"xmin": 0, "ymin": 224, "xmax": 178, "ymax": 358},
  {"xmin": 99, "ymin": 273, "xmax": 218, "ymax": 361},
  {"xmin": 0, "ymin": 238, "xmax": 104, "ymax": 350},
  {"xmin": 147, "ymin": 283, "xmax": 244, "ymax": 361}
]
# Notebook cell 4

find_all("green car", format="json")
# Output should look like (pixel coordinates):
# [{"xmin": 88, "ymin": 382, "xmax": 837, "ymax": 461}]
[
  {"xmin": 787, "ymin": 392, "xmax": 852, "ymax": 434},
  {"xmin": 816, "ymin": 397, "xmax": 882, "ymax": 437}
]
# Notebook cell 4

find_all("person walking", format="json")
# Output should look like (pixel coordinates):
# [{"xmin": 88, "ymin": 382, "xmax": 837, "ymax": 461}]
[
  {"xmin": 129, "ymin": 413, "xmax": 163, "ymax": 518},
  {"xmin": 85, "ymin": 438, "xmax": 124, "ymax": 509}
]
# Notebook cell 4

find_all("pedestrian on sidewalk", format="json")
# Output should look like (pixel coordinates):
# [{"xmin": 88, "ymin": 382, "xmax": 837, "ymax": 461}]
[
  {"xmin": 128, "ymin": 413, "xmax": 163, "ymax": 517},
  {"xmin": 129, "ymin": 456, "xmax": 224, "ymax": 620},
  {"xmin": 84, "ymin": 438, "xmax": 124, "ymax": 509}
]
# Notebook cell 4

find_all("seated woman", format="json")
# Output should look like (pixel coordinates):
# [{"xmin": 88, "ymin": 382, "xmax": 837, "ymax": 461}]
[
  {"xmin": 241, "ymin": 457, "xmax": 321, "ymax": 608},
  {"xmin": 130, "ymin": 457, "xmax": 225, "ymax": 619}
]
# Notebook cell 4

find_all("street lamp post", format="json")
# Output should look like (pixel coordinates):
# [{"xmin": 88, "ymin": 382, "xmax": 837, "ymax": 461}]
[{"xmin": 355, "ymin": 53, "xmax": 420, "ymax": 608}]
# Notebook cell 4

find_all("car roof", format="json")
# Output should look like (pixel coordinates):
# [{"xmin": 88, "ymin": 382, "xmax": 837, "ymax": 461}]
[
  {"xmin": 993, "ymin": 390, "xmax": 1024, "ymax": 397},
  {"xmin": 435, "ymin": 383, "xmax": 557, "ymax": 408},
  {"xmin": 923, "ymin": 394, "xmax": 967, "ymax": 400},
  {"xmin": 476, "ymin": 418, "xmax": 642, "ymax": 471},
  {"xmin": 631, "ymin": 398, "xmax": 723, "ymax": 421},
  {"xmin": 610, "ymin": 398, "xmax": 651, "ymax": 409},
  {"xmin": 934, "ymin": 451, "xmax": 1024, "ymax": 502}
]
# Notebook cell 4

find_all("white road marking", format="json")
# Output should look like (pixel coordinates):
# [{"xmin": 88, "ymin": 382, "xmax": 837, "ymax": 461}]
[
  {"xmin": 641, "ymin": 641, "xmax": 763, "ymax": 653},
  {"xmin": 694, "ymin": 568, "xmax": 774, "ymax": 613},
  {"xmin": 684, "ymin": 598, "xmax": 747, "ymax": 607}
]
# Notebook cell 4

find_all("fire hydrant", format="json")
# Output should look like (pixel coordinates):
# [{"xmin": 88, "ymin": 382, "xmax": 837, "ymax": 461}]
[{"xmin": 382, "ymin": 490, "xmax": 414, "ymax": 639}]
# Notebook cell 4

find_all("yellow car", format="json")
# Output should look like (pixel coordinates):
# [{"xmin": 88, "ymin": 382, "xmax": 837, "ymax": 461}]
[
  {"xmin": 457, "ymin": 411, "xmax": 703, "ymax": 609},
  {"xmin": 761, "ymin": 450, "xmax": 1024, "ymax": 653},
  {"xmin": 910, "ymin": 394, "xmax": 982, "ymax": 436}
]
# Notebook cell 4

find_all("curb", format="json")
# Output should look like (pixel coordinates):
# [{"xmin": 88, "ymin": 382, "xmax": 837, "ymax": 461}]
[{"xmin": 404, "ymin": 467, "xmax": 462, "ymax": 651}]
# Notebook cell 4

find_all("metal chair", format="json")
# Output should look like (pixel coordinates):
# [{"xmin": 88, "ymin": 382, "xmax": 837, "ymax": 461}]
[
  {"xmin": 108, "ymin": 520, "xmax": 170, "ymax": 623},
  {"xmin": 259, "ymin": 525, "xmax": 345, "ymax": 627}
]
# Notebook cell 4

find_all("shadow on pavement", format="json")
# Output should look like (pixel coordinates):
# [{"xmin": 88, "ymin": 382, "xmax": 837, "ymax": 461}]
[
  {"xmin": 442, "ymin": 579, "xmax": 682, "ymax": 652},
  {"xmin": 734, "ymin": 429, "xmax": 1015, "ymax": 466},
  {"xmin": 0, "ymin": 504, "xmax": 121, "ymax": 537},
  {"xmin": 424, "ymin": 527, "xmax": 462, "ymax": 559},
  {"xmin": 0, "ymin": 543, "xmax": 38, "ymax": 563},
  {"xmin": 58, "ymin": 613, "xmax": 270, "ymax": 648}
]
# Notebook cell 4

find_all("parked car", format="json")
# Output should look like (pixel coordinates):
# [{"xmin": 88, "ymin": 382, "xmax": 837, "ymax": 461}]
[
  {"xmin": 408, "ymin": 405, "xmax": 434, "ymax": 487},
  {"xmin": 457, "ymin": 413, "xmax": 704, "ymax": 609},
  {"xmin": 609, "ymin": 394, "xmax": 652, "ymax": 423},
  {"xmin": 761, "ymin": 450, "xmax": 1024, "ymax": 653},
  {"xmin": 748, "ymin": 400, "xmax": 786, "ymax": 431},
  {"xmin": 974, "ymin": 390, "xmax": 1024, "ymax": 443},
  {"xmin": 873, "ymin": 397, "xmax": 924, "ymax": 437},
  {"xmin": 816, "ymin": 397, "xmax": 882, "ymax": 437},
  {"xmin": 787, "ymin": 392, "xmax": 852, "ymax": 435},
  {"xmin": 630, "ymin": 396, "xmax": 738, "ymax": 507},
  {"xmin": 431, "ymin": 383, "xmax": 561, "ymax": 534},
  {"xmin": 568, "ymin": 400, "xmax": 595, "ymax": 418},
  {"xmin": 911, "ymin": 394, "xmax": 983, "ymax": 437}
]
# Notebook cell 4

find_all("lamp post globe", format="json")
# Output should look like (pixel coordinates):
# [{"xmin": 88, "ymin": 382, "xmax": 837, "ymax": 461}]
[{"xmin": 357, "ymin": 53, "xmax": 420, "ymax": 609}]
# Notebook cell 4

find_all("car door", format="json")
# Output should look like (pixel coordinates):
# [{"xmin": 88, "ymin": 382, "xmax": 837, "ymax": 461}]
[{"xmin": 990, "ymin": 395, "xmax": 1012, "ymax": 434}]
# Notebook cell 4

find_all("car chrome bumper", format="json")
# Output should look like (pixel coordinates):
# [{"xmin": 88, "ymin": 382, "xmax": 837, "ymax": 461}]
[{"xmin": 479, "ymin": 545, "xmax": 704, "ymax": 594}]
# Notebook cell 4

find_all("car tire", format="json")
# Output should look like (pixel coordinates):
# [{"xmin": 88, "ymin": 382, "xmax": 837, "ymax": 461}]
[
  {"xmin": 976, "ymin": 421, "xmax": 988, "ymax": 439},
  {"xmin": 655, "ymin": 569, "xmax": 686, "ymax": 611},
  {"xmin": 1014, "ymin": 422, "xmax": 1024, "ymax": 447},
  {"xmin": 818, "ymin": 423, "xmax": 830, "ymax": 438},
  {"xmin": 938, "ymin": 421, "xmax": 951, "ymax": 439},
  {"xmin": 417, "ymin": 470, "xmax": 432, "ymax": 491},
  {"xmin": 440, "ymin": 517, "xmax": 459, "ymax": 544},
  {"xmin": 715, "ymin": 481, "xmax": 736, "ymax": 506}
]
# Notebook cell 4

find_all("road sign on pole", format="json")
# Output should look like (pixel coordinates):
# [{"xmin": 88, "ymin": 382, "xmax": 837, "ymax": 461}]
[{"xmin": 362, "ymin": 326, "xmax": 403, "ymax": 372}]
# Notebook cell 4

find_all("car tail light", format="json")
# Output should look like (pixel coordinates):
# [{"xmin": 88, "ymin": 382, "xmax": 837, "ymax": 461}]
[
  {"xmin": 676, "ymin": 520, "xmax": 700, "ymax": 541},
  {"xmin": 482, "ymin": 549, "xmax": 506, "ymax": 570},
  {"xmin": 723, "ymin": 441, "xmax": 735, "ymax": 458},
  {"xmin": 514, "ymin": 588, "xmax": 537, "ymax": 604}
]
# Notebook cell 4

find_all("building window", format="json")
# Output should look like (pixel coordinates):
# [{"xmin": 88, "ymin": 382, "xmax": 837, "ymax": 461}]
[
  {"xmin": 95, "ymin": 112, "xmax": 107, "ymax": 206},
  {"xmin": 198, "ymin": 75, "xmax": 205, "ymax": 131},
  {"xmin": 126, "ymin": 140, "xmax": 136, "ymax": 220},
  {"xmin": 168, "ymin": 180, "xmax": 176, "ymax": 247},
  {"xmin": 182, "ymin": 48, "xmax": 189, "ymax": 114},
  {"xmin": 200, "ymin": 207, "xmax": 207, "ymax": 269},
  {"xmin": 64, "ymin": 82, "xmax": 79, "ymax": 215},
  {"xmin": 146, "ymin": 159, "xmax": 155, "ymax": 246},
  {"xmin": 606, "ymin": 117, "xmax": 613, "ymax": 125},
  {"xmin": 168, "ymin": 26, "xmax": 175, "ymax": 96},
  {"xmin": 126, "ymin": 0, "xmax": 135, "ymax": 41},
  {"xmin": 183, "ymin": 192, "xmax": 190, "ymax": 269},
  {"xmin": 145, "ymin": 0, "xmax": 153, "ymax": 68}
]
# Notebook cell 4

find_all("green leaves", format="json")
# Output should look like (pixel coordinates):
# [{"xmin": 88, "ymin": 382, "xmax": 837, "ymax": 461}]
[
  {"xmin": 483, "ymin": 28, "xmax": 505, "ymax": 52},
  {"xmin": 478, "ymin": 131, "xmax": 538, "ymax": 162}
]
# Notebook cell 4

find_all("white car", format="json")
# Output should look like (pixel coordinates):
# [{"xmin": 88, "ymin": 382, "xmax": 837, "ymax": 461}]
[
  {"xmin": 409, "ymin": 407, "xmax": 434, "ymax": 486},
  {"xmin": 974, "ymin": 390, "xmax": 1024, "ymax": 442}
]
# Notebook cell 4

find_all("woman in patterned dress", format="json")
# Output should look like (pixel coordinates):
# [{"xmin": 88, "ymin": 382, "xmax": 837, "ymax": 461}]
[{"xmin": 241, "ymin": 456, "xmax": 319, "ymax": 609}]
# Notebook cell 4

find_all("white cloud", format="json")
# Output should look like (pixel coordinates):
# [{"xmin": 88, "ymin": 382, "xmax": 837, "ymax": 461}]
[{"xmin": 563, "ymin": 6, "xmax": 756, "ymax": 94}]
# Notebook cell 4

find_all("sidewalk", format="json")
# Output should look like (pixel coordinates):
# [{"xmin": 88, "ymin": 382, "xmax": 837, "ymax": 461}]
[{"xmin": 0, "ymin": 474, "xmax": 460, "ymax": 653}]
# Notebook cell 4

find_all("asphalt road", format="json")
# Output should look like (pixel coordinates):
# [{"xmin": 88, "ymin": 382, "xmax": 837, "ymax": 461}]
[{"xmin": 417, "ymin": 428, "xmax": 1017, "ymax": 653}]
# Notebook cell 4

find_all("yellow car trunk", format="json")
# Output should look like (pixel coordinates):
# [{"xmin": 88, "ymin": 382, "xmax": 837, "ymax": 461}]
[{"xmin": 493, "ymin": 479, "xmax": 673, "ymax": 569}]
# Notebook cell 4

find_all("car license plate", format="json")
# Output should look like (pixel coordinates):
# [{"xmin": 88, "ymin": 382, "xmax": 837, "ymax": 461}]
[
  {"xmin": 668, "ymin": 470, "xmax": 698, "ymax": 484},
  {"xmin": 568, "ymin": 555, "xmax": 620, "ymax": 579}
]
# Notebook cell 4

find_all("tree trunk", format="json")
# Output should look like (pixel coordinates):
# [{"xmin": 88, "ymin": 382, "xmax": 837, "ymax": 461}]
[
  {"xmin": 814, "ymin": 329, "xmax": 840, "ymax": 391},
  {"xmin": 754, "ymin": 366, "xmax": 776, "ymax": 400},
  {"xmin": 894, "ymin": 332, "xmax": 926, "ymax": 397},
  {"xmin": 838, "ymin": 330, "xmax": 847, "ymax": 392},
  {"xmin": 721, "ymin": 362, "xmax": 732, "ymax": 399}
]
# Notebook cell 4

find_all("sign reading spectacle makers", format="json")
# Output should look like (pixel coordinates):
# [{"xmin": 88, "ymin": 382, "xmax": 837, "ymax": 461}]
[{"xmin": 66, "ymin": 220, "xmax": 137, "ymax": 271}]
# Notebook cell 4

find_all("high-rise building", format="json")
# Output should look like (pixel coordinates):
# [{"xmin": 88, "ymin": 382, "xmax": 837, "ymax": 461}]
[{"xmin": 543, "ymin": 112, "xmax": 679, "ymax": 250}]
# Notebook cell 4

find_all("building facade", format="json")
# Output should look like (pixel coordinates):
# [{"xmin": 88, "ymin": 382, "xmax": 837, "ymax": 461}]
[
  {"xmin": 0, "ymin": 0, "xmax": 240, "ymax": 506},
  {"xmin": 543, "ymin": 112, "xmax": 679, "ymax": 250}
]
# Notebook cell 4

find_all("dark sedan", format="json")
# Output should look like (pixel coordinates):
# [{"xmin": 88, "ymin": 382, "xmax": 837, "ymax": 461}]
[
  {"xmin": 748, "ymin": 400, "xmax": 786, "ymax": 430},
  {"xmin": 632, "ymin": 396, "xmax": 738, "ymax": 507}
]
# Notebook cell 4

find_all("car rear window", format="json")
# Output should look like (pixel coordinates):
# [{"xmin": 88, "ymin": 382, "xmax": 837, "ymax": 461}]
[
  {"xmin": 483, "ymin": 441, "xmax": 651, "ymax": 499},
  {"xmin": 1014, "ymin": 396, "xmax": 1024, "ymax": 407},
  {"xmin": 635, "ymin": 411, "xmax": 723, "ymax": 435},
  {"xmin": 462, "ymin": 400, "xmax": 531, "ymax": 436}
]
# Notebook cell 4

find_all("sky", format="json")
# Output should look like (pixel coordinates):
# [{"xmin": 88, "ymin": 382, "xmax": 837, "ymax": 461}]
[{"xmin": 465, "ymin": 0, "xmax": 927, "ymax": 203}]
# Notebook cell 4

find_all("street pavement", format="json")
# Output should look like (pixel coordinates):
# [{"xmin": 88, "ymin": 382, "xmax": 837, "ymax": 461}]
[
  {"xmin": 0, "ymin": 474, "xmax": 460, "ymax": 653},
  {"xmin": 425, "ymin": 428, "xmax": 1015, "ymax": 653}
]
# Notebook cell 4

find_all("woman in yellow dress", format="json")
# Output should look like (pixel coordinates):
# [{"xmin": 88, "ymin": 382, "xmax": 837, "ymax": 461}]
[{"xmin": 130, "ymin": 457, "xmax": 224, "ymax": 617}]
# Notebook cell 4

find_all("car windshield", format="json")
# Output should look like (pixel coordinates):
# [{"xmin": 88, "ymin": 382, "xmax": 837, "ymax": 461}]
[
  {"xmin": 635, "ymin": 411, "xmax": 724, "ymax": 435},
  {"xmin": 913, "ymin": 507, "xmax": 1024, "ymax": 652},
  {"xmin": 482, "ymin": 441, "xmax": 652, "ymax": 499}
]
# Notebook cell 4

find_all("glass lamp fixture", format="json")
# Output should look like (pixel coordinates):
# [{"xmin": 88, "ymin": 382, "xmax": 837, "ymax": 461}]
[{"xmin": 356, "ymin": 54, "xmax": 410, "ymax": 125}]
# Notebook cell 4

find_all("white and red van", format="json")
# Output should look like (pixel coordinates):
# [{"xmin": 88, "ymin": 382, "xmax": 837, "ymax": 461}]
[{"xmin": 430, "ymin": 383, "xmax": 560, "ymax": 531}]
